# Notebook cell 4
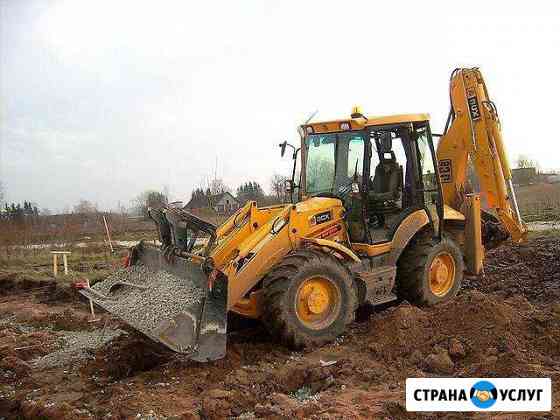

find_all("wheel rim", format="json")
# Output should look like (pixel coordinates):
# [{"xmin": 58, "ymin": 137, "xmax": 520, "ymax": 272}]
[
  {"xmin": 295, "ymin": 276, "xmax": 341, "ymax": 330},
  {"xmin": 429, "ymin": 252, "xmax": 456, "ymax": 297}
]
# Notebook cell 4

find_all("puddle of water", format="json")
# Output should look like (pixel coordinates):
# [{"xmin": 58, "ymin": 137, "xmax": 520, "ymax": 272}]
[
  {"xmin": 527, "ymin": 221, "xmax": 560, "ymax": 231},
  {"xmin": 9, "ymin": 238, "xmax": 206, "ymax": 250}
]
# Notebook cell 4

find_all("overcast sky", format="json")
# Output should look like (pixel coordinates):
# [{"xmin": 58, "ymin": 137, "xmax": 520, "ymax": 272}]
[{"xmin": 1, "ymin": 0, "xmax": 559, "ymax": 212}]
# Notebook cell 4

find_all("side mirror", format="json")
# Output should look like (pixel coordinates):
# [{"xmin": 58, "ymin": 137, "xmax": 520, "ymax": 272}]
[{"xmin": 279, "ymin": 141, "xmax": 287, "ymax": 157}]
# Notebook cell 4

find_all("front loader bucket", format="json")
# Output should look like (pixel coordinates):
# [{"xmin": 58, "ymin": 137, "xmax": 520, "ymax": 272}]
[{"xmin": 80, "ymin": 242, "xmax": 227, "ymax": 362}]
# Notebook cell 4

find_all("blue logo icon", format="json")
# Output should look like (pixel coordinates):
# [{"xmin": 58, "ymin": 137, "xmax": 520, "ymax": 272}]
[{"xmin": 470, "ymin": 381, "xmax": 498, "ymax": 409}]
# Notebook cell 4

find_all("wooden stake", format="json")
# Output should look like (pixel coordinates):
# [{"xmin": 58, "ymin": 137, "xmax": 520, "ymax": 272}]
[
  {"xmin": 103, "ymin": 215, "xmax": 114, "ymax": 253},
  {"xmin": 15, "ymin": 345, "xmax": 41, "ymax": 351},
  {"xmin": 86, "ymin": 279, "xmax": 100, "ymax": 322},
  {"xmin": 51, "ymin": 251, "xmax": 71, "ymax": 277},
  {"xmin": 53, "ymin": 254, "xmax": 58, "ymax": 277},
  {"xmin": 63, "ymin": 253, "xmax": 69, "ymax": 275}
]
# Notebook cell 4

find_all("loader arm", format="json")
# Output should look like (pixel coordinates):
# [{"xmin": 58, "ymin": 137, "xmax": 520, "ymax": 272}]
[{"xmin": 436, "ymin": 67, "xmax": 527, "ymax": 244}]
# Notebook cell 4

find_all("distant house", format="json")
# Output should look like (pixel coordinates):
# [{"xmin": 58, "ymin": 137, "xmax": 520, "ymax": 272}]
[
  {"xmin": 184, "ymin": 192, "xmax": 240, "ymax": 215},
  {"xmin": 512, "ymin": 167, "xmax": 537, "ymax": 186},
  {"xmin": 543, "ymin": 173, "xmax": 560, "ymax": 184}
]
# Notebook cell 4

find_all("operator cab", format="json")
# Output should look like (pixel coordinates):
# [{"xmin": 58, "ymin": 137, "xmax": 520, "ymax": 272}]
[{"xmin": 298, "ymin": 109, "xmax": 441, "ymax": 246}]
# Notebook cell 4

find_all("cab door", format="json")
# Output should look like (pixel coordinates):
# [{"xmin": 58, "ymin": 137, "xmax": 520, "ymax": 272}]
[
  {"xmin": 412, "ymin": 122, "xmax": 444, "ymax": 236},
  {"xmin": 362, "ymin": 124, "xmax": 424, "ymax": 243}
]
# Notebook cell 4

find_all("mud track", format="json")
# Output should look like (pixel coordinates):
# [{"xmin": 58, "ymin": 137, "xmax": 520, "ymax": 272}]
[{"xmin": 1, "ymin": 236, "xmax": 560, "ymax": 419}]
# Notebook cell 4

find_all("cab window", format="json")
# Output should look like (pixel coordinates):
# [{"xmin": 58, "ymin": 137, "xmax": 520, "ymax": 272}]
[{"xmin": 415, "ymin": 126, "xmax": 438, "ymax": 205}]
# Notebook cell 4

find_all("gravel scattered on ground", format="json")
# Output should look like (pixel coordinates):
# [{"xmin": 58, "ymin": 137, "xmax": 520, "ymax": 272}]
[
  {"xmin": 32, "ymin": 329, "xmax": 125, "ymax": 369},
  {"xmin": 88, "ymin": 265, "xmax": 205, "ymax": 337},
  {"xmin": 0, "ymin": 315, "xmax": 16, "ymax": 327}
]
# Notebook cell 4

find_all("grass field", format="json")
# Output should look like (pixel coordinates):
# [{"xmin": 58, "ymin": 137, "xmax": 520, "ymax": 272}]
[
  {"xmin": 516, "ymin": 182, "xmax": 560, "ymax": 221},
  {"xmin": 0, "ymin": 208, "xmax": 230, "ymax": 286},
  {"xmin": 0, "ymin": 242, "xmax": 127, "ymax": 286},
  {"xmin": 0, "ymin": 187, "xmax": 557, "ymax": 287},
  {"xmin": 0, "ymin": 219, "xmax": 159, "ymax": 286}
]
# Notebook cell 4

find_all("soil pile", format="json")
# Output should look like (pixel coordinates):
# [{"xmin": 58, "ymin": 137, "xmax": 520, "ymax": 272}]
[
  {"xmin": 1, "ymin": 235, "xmax": 559, "ymax": 419},
  {"xmin": 465, "ymin": 236, "xmax": 560, "ymax": 304}
]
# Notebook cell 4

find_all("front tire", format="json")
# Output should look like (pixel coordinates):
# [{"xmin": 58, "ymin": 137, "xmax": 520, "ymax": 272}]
[
  {"xmin": 397, "ymin": 236, "xmax": 464, "ymax": 306},
  {"xmin": 262, "ymin": 249, "xmax": 358, "ymax": 348}
]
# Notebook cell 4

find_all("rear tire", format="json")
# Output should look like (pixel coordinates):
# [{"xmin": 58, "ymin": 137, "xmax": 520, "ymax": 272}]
[
  {"xmin": 397, "ymin": 235, "xmax": 463, "ymax": 306},
  {"xmin": 262, "ymin": 249, "xmax": 358, "ymax": 348}
]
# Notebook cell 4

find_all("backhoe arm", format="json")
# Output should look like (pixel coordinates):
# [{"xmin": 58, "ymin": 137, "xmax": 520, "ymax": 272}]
[{"xmin": 437, "ymin": 68, "xmax": 527, "ymax": 243}]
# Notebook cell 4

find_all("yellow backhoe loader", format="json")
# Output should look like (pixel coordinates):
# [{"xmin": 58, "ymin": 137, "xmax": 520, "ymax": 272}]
[{"xmin": 81, "ymin": 68, "xmax": 527, "ymax": 361}]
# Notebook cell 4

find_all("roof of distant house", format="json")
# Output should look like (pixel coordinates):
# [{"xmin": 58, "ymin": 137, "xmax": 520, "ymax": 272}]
[{"xmin": 184, "ymin": 191, "xmax": 238, "ymax": 209}]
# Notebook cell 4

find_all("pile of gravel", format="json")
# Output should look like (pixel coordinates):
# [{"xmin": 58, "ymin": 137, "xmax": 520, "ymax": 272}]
[
  {"xmin": 32, "ymin": 329, "xmax": 124, "ymax": 369},
  {"xmin": 88, "ymin": 265, "xmax": 205, "ymax": 338}
]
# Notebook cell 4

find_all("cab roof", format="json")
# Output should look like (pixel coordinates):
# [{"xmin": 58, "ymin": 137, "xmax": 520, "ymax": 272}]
[{"xmin": 303, "ymin": 113, "xmax": 430, "ymax": 134}]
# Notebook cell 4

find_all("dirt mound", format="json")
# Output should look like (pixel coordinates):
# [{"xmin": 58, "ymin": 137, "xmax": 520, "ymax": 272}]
[
  {"xmin": 0, "ymin": 274, "xmax": 74, "ymax": 303},
  {"xmin": 465, "ymin": 236, "xmax": 560, "ymax": 305},
  {"xmin": 0, "ymin": 275, "xmax": 54, "ymax": 294},
  {"xmin": 7, "ymin": 306, "xmax": 94, "ymax": 331},
  {"xmin": 0, "ymin": 272, "xmax": 18, "ymax": 294},
  {"xmin": 84, "ymin": 333, "xmax": 175, "ymax": 380},
  {"xmin": 376, "ymin": 291, "xmax": 520, "ymax": 357},
  {"xmin": 0, "ymin": 355, "xmax": 31, "ymax": 377},
  {"xmin": 364, "ymin": 288, "xmax": 560, "ymax": 378},
  {"xmin": 3, "ymin": 400, "xmax": 77, "ymax": 420},
  {"xmin": 2, "ymin": 235, "xmax": 560, "ymax": 418},
  {"xmin": 0, "ymin": 327, "xmax": 59, "ymax": 362}
]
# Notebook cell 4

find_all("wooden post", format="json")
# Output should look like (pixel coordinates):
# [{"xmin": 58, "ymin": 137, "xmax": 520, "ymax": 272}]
[
  {"xmin": 103, "ymin": 215, "xmax": 114, "ymax": 253},
  {"xmin": 86, "ymin": 279, "xmax": 100, "ymax": 322},
  {"xmin": 63, "ymin": 254, "xmax": 69, "ymax": 275},
  {"xmin": 87, "ymin": 279, "xmax": 94, "ymax": 316},
  {"xmin": 53, "ymin": 254, "xmax": 58, "ymax": 277},
  {"xmin": 51, "ymin": 251, "xmax": 71, "ymax": 277}
]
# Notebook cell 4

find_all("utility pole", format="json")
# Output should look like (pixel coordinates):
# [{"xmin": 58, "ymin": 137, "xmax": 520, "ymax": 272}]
[{"xmin": 214, "ymin": 155, "xmax": 218, "ymax": 183}]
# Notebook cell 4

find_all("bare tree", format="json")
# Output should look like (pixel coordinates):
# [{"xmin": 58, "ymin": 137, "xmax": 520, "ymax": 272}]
[
  {"xmin": 209, "ymin": 178, "xmax": 230, "ymax": 195},
  {"xmin": 516, "ymin": 154, "xmax": 538, "ymax": 169},
  {"xmin": 270, "ymin": 174, "xmax": 288, "ymax": 201},
  {"xmin": 73, "ymin": 199, "xmax": 97, "ymax": 214},
  {"xmin": 133, "ymin": 190, "xmax": 168, "ymax": 218},
  {"xmin": 196, "ymin": 176, "xmax": 231, "ymax": 196}
]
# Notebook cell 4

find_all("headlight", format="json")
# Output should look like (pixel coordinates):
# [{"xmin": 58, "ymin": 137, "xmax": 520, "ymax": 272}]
[
  {"xmin": 305, "ymin": 126, "xmax": 314, "ymax": 134},
  {"xmin": 271, "ymin": 217, "xmax": 287, "ymax": 234}
]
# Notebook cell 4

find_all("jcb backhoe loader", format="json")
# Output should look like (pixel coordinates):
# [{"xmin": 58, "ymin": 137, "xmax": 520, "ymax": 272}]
[{"xmin": 81, "ymin": 68, "xmax": 527, "ymax": 361}]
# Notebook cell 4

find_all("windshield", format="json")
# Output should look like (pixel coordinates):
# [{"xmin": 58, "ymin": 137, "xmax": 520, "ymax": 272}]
[{"xmin": 305, "ymin": 132, "xmax": 365, "ymax": 196}]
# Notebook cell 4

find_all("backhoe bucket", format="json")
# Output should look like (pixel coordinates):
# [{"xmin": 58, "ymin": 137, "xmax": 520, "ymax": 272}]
[{"xmin": 80, "ymin": 242, "xmax": 227, "ymax": 362}]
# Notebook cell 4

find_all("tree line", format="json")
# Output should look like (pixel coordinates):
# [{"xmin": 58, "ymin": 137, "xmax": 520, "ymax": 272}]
[
  {"xmin": 1, "ymin": 201, "xmax": 39, "ymax": 222},
  {"xmin": 0, "ymin": 172, "xmax": 291, "ymax": 221},
  {"xmin": 188, "ymin": 175, "xmax": 289, "ymax": 205}
]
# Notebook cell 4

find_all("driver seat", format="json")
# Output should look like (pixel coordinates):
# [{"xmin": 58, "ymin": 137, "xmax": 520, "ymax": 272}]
[{"xmin": 369, "ymin": 151, "xmax": 403, "ymax": 213}]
